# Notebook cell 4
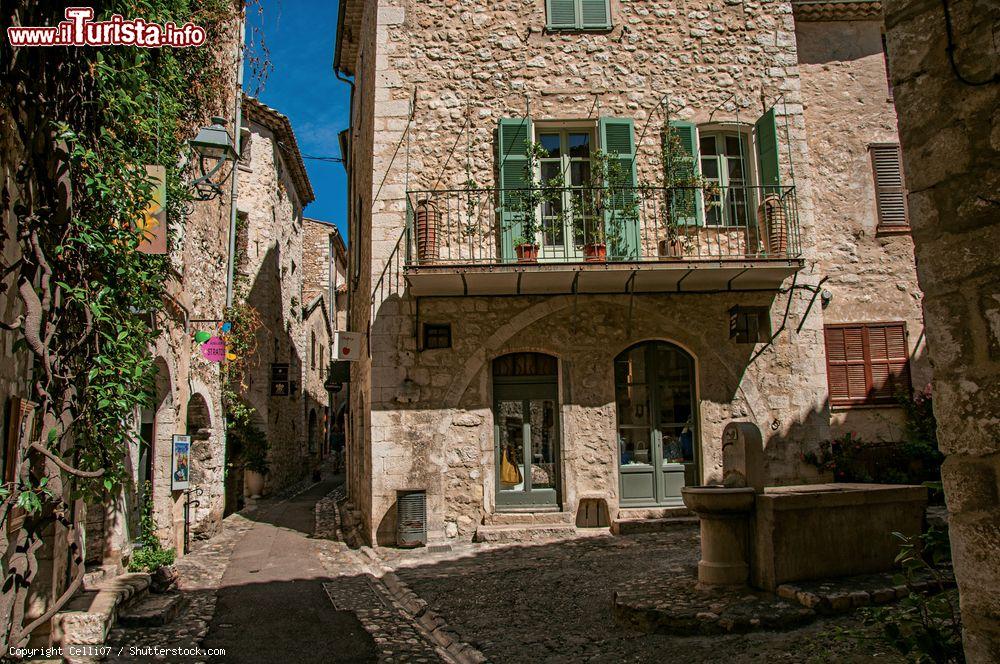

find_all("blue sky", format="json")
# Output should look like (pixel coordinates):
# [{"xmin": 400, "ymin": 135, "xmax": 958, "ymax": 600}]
[{"xmin": 245, "ymin": 0, "xmax": 349, "ymax": 235}]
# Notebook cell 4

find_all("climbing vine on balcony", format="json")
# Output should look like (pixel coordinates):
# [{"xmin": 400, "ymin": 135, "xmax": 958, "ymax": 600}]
[{"xmin": 0, "ymin": 0, "xmax": 259, "ymax": 649}]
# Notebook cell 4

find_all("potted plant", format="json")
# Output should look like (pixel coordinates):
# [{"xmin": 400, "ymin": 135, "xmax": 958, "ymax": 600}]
[
  {"xmin": 659, "ymin": 122, "xmax": 715, "ymax": 259},
  {"xmin": 504, "ymin": 142, "xmax": 551, "ymax": 264},
  {"xmin": 228, "ymin": 417, "xmax": 269, "ymax": 498},
  {"xmin": 513, "ymin": 235, "xmax": 539, "ymax": 263}
]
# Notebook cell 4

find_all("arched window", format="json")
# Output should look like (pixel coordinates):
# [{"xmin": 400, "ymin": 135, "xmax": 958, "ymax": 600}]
[{"xmin": 615, "ymin": 341, "xmax": 698, "ymax": 506}]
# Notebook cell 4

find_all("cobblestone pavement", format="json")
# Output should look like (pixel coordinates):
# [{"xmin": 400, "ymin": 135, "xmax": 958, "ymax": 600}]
[
  {"xmin": 385, "ymin": 528, "xmax": 907, "ymax": 663},
  {"xmin": 104, "ymin": 514, "xmax": 255, "ymax": 663},
  {"xmin": 106, "ymin": 476, "xmax": 450, "ymax": 663}
]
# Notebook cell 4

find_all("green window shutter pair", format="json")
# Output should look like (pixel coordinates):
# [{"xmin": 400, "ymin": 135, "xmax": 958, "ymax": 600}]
[
  {"xmin": 665, "ymin": 120, "xmax": 703, "ymax": 227},
  {"xmin": 547, "ymin": 0, "xmax": 611, "ymax": 30},
  {"xmin": 497, "ymin": 117, "xmax": 533, "ymax": 263},
  {"xmin": 496, "ymin": 116, "xmax": 638, "ymax": 262},
  {"xmin": 599, "ymin": 117, "xmax": 639, "ymax": 260}
]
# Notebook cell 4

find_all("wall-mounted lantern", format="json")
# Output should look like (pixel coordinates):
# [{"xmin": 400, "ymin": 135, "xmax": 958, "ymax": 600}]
[{"xmin": 188, "ymin": 116, "xmax": 238, "ymax": 201}]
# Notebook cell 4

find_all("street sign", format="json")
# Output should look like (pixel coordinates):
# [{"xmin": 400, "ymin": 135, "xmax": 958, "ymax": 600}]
[
  {"xmin": 200, "ymin": 336, "xmax": 226, "ymax": 362},
  {"xmin": 334, "ymin": 331, "xmax": 363, "ymax": 361}
]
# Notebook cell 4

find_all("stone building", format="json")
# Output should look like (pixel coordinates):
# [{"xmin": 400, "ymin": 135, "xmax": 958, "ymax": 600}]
[
  {"xmin": 884, "ymin": 0, "xmax": 999, "ymax": 659},
  {"xmin": 235, "ymin": 96, "xmax": 319, "ymax": 495},
  {"xmin": 303, "ymin": 217, "xmax": 350, "ymax": 454},
  {"xmin": 335, "ymin": 0, "xmax": 928, "ymax": 545}
]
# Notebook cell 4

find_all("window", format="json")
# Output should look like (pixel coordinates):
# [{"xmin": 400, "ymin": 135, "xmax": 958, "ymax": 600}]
[
  {"xmin": 310, "ymin": 331, "xmax": 316, "ymax": 370},
  {"xmin": 497, "ymin": 117, "xmax": 638, "ymax": 262},
  {"xmin": 870, "ymin": 143, "xmax": 909, "ymax": 231},
  {"xmin": 699, "ymin": 131, "xmax": 753, "ymax": 227},
  {"xmin": 824, "ymin": 322, "xmax": 911, "ymax": 407},
  {"xmin": 729, "ymin": 306, "xmax": 771, "ymax": 343},
  {"xmin": 546, "ymin": 0, "xmax": 611, "ymax": 30},
  {"xmin": 423, "ymin": 323, "xmax": 451, "ymax": 350}
]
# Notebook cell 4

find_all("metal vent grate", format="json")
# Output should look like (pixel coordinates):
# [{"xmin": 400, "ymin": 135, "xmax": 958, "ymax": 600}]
[{"xmin": 396, "ymin": 490, "xmax": 427, "ymax": 548}]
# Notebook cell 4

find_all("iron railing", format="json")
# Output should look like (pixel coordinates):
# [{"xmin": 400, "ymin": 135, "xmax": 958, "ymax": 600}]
[{"xmin": 403, "ymin": 185, "xmax": 801, "ymax": 267}]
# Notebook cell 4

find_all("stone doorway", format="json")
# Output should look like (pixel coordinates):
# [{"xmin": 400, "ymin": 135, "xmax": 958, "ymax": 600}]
[{"xmin": 492, "ymin": 352, "xmax": 561, "ymax": 509}]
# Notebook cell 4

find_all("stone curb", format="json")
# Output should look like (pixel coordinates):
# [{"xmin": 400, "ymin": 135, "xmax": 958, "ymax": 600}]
[
  {"xmin": 51, "ymin": 573, "xmax": 151, "ymax": 647},
  {"xmin": 377, "ymin": 570, "xmax": 489, "ymax": 664},
  {"xmin": 777, "ymin": 577, "xmax": 957, "ymax": 614}
]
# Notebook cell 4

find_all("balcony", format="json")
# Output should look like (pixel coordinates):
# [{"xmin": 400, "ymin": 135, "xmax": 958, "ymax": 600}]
[{"xmin": 401, "ymin": 185, "xmax": 803, "ymax": 297}]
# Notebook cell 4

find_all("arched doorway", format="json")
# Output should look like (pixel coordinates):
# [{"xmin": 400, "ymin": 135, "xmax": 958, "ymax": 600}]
[
  {"xmin": 185, "ymin": 392, "xmax": 212, "ymax": 486},
  {"xmin": 615, "ymin": 341, "xmax": 698, "ymax": 506},
  {"xmin": 492, "ymin": 352, "xmax": 561, "ymax": 509},
  {"xmin": 308, "ymin": 409, "xmax": 317, "ymax": 455}
]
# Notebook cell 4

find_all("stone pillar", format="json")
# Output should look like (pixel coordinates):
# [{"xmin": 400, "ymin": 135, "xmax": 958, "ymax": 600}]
[{"xmin": 883, "ymin": 0, "xmax": 1000, "ymax": 660}]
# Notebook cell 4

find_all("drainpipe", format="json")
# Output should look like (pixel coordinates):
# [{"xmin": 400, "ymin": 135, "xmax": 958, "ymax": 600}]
[{"xmin": 224, "ymin": 17, "xmax": 246, "ymax": 309}]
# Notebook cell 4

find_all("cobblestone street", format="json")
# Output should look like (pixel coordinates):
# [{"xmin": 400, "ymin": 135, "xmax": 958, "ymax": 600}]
[{"xmin": 103, "ymin": 475, "xmax": 915, "ymax": 664}]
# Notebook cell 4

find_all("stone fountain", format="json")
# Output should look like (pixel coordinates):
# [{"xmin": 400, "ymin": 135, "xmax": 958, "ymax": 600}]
[{"xmin": 682, "ymin": 422, "xmax": 927, "ymax": 589}]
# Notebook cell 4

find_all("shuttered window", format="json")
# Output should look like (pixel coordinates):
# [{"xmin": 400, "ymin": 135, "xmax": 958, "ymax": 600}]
[
  {"xmin": 824, "ymin": 322, "xmax": 911, "ymax": 407},
  {"xmin": 870, "ymin": 143, "xmax": 909, "ymax": 230},
  {"xmin": 546, "ymin": 0, "xmax": 611, "ymax": 30}
]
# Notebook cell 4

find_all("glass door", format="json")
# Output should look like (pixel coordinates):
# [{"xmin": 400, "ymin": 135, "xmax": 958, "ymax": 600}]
[
  {"xmin": 699, "ymin": 132, "xmax": 755, "ymax": 227},
  {"xmin": 494, "ymin": 383, "xmax": 560, "ymax": 508},
  {"xmin": 537, "ymin": 130, "xmax": 594, "ymax": 261},
  {"xmin": 615, "ymin": 342, "xmax": 698, "ymax": 506}
]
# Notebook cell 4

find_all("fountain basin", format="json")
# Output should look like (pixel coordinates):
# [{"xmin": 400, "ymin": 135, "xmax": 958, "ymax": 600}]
[
  {"xmin": 681, "ymin": 485, "xmax": 756, "ymax": 515},
  {"xmin": 682, "ymin": 486, "xmax": 757, "ymax": 586}
]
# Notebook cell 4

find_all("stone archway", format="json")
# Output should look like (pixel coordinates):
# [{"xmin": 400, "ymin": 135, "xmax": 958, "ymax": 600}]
[
  {"xmin": 185, "ymin": 391, "xmax": 212, "ymax": 486},
  {"xmin": 150, "ymin": 357, "xmax": 175, "ymax": 545}
]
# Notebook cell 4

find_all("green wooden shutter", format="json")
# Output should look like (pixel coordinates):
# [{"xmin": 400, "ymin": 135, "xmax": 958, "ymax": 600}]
[
  {"xmin": 580, "ymin": 0, "xmax": 611, "ymax": 29},
  {"xmin": 599, "ymin": 117, "xmax": 639, "ymax": 260},
  {"xmin": 666, "ymin": 120, "xmax": 702, "ymax": 226},
  {"xmin": 755, "ymin": 108, "xmax": 781, "ymax": 194},
  {"xmin": 497, "ymin": 117, "xmax": 533, "ymax": 263},
  {"xmin": 546, "ymin": 0, "xmax": 577, "ymax": 29}
]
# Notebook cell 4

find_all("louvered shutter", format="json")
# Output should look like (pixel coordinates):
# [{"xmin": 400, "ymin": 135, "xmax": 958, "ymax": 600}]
[
  {"xmin": 870, "ymin": 144, "xmax": 909, "ymax": 229},
  {"xmin": 580, "ymin": 0, "xmax": 611, "ymax": 29},
  {"xmin": 754, "ymin": 108, "xmax": 781, "ymax": 195},
  {"xmin": 868, "ymin": 323, "xmax": 911, "ymax": 401},
  {"xmin": 546, "ymin": 0, "xmax": 577, "ymax": 29},
  {"xmin": 599, "ymin": 117, "xmax": 639, "ymax": 260},
  {"xmin": 666, "ymin": 120, "xmax": 702, "ymax": 226},
  {"xmin": 825, "ymin": 323, "xmax": 911, "ymax": 406},
  {"xmin": 497, "ymin": 117, "xmax": 533, "ymax": 262}
]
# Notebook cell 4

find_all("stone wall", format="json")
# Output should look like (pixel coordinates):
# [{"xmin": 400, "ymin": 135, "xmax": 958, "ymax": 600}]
[
  {"xmin": 884, "ymin": 0, "xmax": 1000, "ymax": 659},
  {"xmin": 237, "ymin": 115, "xmax": 313, "ymax": 494},
  {"xmin": 795, "ymin": 16, "xmax": 928, "ymax": 441}
]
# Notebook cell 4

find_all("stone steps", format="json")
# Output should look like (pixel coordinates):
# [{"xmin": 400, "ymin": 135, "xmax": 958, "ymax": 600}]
[
  {"xmin": 612, "ymin": 516, "xmax": 700, "ymax": 536},
  {"xmin": 482, "ymin": 510, "xmax": 574, "ymax": 526},
  {"xmin": 118, "ymin": 591, "xmax": 188, "ymax": 628},
  {"xmin": 473, "ymin": 522, "xmax": 578, "ymax": 543},
  {"xmin": 51, "ymin": 573, "xmax": 151, "ymax": 646}
]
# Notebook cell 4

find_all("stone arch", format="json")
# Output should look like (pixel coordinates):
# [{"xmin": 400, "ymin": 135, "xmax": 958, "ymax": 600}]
[
  {"xmin": 150, "ymin": 357, "xmax": 175, "ymax": 544},
  {"xmin": 308, "ymin": 408, "xmax": 318, "ymax": 454},
  {"xmin": 185, "ymin": 390, "xmax": 212, "ymax": 486},
  {"xmin": 444, "ymin": 295, "xmax": 706, "ymax": 408}
]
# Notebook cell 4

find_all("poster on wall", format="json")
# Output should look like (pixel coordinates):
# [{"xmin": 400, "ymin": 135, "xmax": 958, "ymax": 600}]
[
  {"xmin": 171, "ymin": 434, "xmax": 191, "ymax": 491},
  {"xmin": 137, "ymin": 165, "xmax": 167, "ymax": 255}
]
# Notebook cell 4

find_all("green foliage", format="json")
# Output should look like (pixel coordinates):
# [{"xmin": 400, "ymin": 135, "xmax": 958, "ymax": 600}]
[
  {"xmin": 128, "ymin": 481, "xmax": 176, "ymax": 573},
  {"xmin": 803, "ymin": 388, "xmax": 942, "ymax": 486},
  {"xmin": 226, "ymin": 417, "xmax": 269, "ymax": 475},
  {"xmin": 864, "ymin": 527, "xmax": 963, "ymax": 663},
  {"xmin": 128, "ymin": 545, "xmax": 176, "ymax": 574}
]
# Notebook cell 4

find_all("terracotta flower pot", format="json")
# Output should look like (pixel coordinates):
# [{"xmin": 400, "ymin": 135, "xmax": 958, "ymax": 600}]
[
  {"xmin": 658, "ymin": 238, "xmax": 684, "ymax": 260},
  {"xmin": 415, "ymin": 199, "xmax": 440, "ymax": 262},
  {"xmin": 245, "ymin": 469, "xmax": 265, "ymax": 498},
  {"xmin": 515, "ymin": 243, "xmax": 539, "ymax": 263},
  {"xmin": 584, "ymin": 242, "xmax": 607, "ymax": 262}
]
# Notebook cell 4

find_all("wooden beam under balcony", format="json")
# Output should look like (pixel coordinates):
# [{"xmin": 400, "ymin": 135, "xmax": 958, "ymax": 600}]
[{"xmin": 403, "ymin": 258, "xmax": 803, "ymax": 297}]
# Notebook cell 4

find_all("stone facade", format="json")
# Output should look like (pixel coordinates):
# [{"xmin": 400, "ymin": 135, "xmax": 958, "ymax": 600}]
[
  {"xmin": 337, "ymin": 0, "xmax": 929, "ymax": 545},
  {"xmin": 884, "ymin": 0, "xmax": 1000, "ymax": 659},
  {"xmin": 236, "ymin": 96, "xmax": 319, "ymax": 494},
  {"xmin": 795, "ymin": 12, "xmax": 928, "ymax": 440}
]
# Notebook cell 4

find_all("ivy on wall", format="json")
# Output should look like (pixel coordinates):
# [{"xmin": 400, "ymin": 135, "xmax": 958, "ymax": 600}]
[{"xmin": 0, "ymin": 0, "xmax": 255, "ymax": 648}]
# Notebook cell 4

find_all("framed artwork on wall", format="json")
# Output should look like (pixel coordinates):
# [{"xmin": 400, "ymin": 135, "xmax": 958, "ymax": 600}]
[{"xmin": 171, "ymin": 434, "xmax": 191, "ymax": 491}]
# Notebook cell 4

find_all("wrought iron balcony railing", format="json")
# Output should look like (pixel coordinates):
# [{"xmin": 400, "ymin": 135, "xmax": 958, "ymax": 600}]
[{"xmin": 403, "ymin": 185, "xmax": 801, "ymax": 268}]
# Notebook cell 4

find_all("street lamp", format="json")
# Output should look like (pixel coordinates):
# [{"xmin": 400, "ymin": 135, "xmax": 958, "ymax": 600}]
[{"xmin": 188, "ymin": 116, "xmax": 238, "ymax": 201}]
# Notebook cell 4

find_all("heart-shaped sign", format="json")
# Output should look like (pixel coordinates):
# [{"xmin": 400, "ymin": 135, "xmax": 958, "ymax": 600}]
[{"xmin": 342, "ymin": 346, "xmax": 351, "ymax": 356}]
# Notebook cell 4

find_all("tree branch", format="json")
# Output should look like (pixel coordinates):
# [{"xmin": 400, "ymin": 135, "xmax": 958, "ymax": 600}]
[{"xmin": 29, "ymin": 443, "xmax": 104, "ymax": 479}]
